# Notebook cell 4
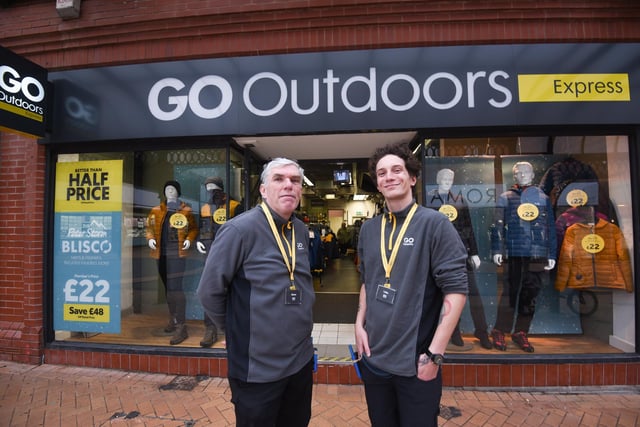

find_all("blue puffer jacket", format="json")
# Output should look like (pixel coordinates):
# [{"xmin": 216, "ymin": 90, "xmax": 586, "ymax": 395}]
[{"xmin": 491, "ymin": 185, "xmax": 557, "ymax": 260}]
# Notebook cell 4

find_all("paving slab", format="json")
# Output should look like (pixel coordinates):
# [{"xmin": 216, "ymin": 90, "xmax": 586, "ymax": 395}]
[{"xmin": 1, "ymin": 361, "xmax": 638, "ymax": 426}]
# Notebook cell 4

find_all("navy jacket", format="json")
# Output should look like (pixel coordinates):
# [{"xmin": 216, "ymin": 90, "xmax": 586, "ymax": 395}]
[{"xmin": 491, "ymin": 185, "xmax": 557, "ymax": 260}]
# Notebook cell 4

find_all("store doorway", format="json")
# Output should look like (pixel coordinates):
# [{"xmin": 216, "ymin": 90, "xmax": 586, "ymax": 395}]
[
  {"xmin": 298, "ymin": 158, "xmax": 367, "ymax": 323},
  {"xmin": 235, "ymin": 132, "xmax": 418, "ymax": 323}
]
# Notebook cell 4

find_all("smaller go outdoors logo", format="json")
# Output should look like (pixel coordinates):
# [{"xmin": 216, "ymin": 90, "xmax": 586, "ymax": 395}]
[
  {"xmin": 0, "ymin": 64, "xmax": 46, "ymax": 121},
  {"xmin": 402, "ymin": 237, "xmax": 415, "ymax": 246},
  {"xmin": 518, "ymin": 73, "xmax": 630, "ymax": 102}
]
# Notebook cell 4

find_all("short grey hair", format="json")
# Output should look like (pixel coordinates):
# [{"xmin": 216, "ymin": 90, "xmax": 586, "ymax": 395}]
[{"xmin": 260, "ymin": 158, "xmax": 305, "ymax": 184}]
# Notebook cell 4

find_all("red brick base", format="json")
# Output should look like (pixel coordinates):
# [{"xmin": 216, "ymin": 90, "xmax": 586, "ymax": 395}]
[{"xmin": 44, "ymin": 348, "xmax": 639, "ymax": 387}]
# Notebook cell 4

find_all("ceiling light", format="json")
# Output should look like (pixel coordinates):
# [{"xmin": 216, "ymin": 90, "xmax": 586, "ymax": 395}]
[
  {"xmin": 325, "ymin": 194, "xmax": 336, "ymax": 199},
  {"xmin": 303, "ymin": 176, "xmax": 314, "ymax": 187},
  {"xmin": 353, "ymin": 194, "xmax": 368, "ymax": 201}
]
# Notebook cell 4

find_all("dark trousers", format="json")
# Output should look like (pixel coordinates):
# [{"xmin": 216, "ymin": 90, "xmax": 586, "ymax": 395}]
[
  {"xmin": 468, "ymin": 268, "xmax": 489, "ymax": 332},
  {"xmin": 457, "ymin": 261, "xmax": 489, "ymax": 334},
  {"xmin": 229, "ymin": 359, "xmax": 314, "ymax": 427},
  {"xmin": 157, "ymin": 255, "xmax": 186, "ymax": 324},
  {"xmin": 494, "ymin": 256, "xmax": 546, "ymax": 333},
  {"xmin": 204, "ymin": 314, "xmax": 214, "ymax": 327},
  {"xmin": 359, "ymin": 359, "xmax": 442, "ymax": 427}
]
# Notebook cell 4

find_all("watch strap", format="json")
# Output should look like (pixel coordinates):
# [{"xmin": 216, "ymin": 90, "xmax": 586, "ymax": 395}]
[{"xmin": 425, "ymin": 349, "xmax": 444, "ymax": 364}]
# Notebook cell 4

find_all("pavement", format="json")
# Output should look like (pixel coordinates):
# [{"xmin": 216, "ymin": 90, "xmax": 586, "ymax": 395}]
[{"xmin": 1, "ymin": 360, "xmax": 639, "ymax": 426}]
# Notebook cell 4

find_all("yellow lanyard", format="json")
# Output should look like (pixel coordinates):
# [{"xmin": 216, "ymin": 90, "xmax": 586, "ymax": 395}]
[
  {"xmin": 380, "ymin": 203, "xmax": 418, "ymax": 287},
  {"xmin": 260, "ymin": 202, "xmax": 297, "ymax": 288}
]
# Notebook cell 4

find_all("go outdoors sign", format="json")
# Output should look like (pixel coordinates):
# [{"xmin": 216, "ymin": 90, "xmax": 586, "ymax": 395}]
[
  {"xmin": 0, "ymin": 46, "xmax": 51, "ymax": 138},
  {"xmin": 46, "ymin": 43, "xmax": 639, "ymax": 143}
]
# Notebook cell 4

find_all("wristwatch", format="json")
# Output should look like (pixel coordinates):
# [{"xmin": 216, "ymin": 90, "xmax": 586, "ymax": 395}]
[{"xmin": 426, "ymin": 349, "xmax": 444, "ymax": 366}]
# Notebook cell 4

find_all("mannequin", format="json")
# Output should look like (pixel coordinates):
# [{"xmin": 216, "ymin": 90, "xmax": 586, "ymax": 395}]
[
  {"xmin": 490, "ymin": 161, "xmax": 556, "ymax": 353},
  {"xmin": 146, "ymin": 180, "xmax": 198, "ymax": 345},
  {"xmin": 427, "ymin": 168, "xmax": 491, "ymax": 349},
  {"xmin": 196, "ymin": 176, "xmax": 242, "ymax": 347},
  {"xmin": 196, "ymin": 176, "xmax": 242, "ymax": 254}
]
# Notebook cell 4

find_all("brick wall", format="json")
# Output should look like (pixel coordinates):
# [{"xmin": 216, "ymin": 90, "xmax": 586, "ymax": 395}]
[
  {"xmin": 0, "ymin": 135, "xmax": 46, "ymax": 364},
  {"xmin": 43, "ymin": 347, "xmax": 640, "ymax": 387},
  {"xmin": 1, "ymin": 1, "xmax": 639, "ymax": 70}
]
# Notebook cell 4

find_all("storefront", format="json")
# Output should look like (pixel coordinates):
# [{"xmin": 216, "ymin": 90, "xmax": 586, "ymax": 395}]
[
  {"xmin": 22, "ymin": 43, "xmax": 635, "ymax": 386},
  {"xmin": 1, "ymin": 2, "xmax": 639, "ymax": 388}
]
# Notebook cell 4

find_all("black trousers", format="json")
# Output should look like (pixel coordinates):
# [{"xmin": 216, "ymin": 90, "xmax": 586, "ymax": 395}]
[
  {"xmin": 494, "ymin": 256, "xmax": 546, "ymax": 333},
  {"xmin": 229, "ymin": 358, "xmax": 314, "ymax": 427},
  {"xmin": 156, "ymin": 255, "xmax": 186, "ymax": 324},
  {"xmin": 460, "ymin": 260, "xmax": 489, "ymax": 333},
  {"xmin": 359, "ymin": 359, "xmax": 442, "ymax": 427},
  {"xmin": 204, "ymin": 313, "xmax": 215, "ymax": 327}
]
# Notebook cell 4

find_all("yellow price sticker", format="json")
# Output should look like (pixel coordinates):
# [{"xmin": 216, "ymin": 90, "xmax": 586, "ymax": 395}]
[
  {"xmin": 581, "ymin": 234, "xmax": 605, "ymax": 254},
  {"xmin": 169, "ymin": 213, "xmax": 187, "ymax": 229},
  {"xmin": 214, "ymin": 207, "xmax": 228, "ymax": 225},
  {"xmin": 517, "ymin": 203, "xmax": 539, "ymax": 221},
  {"xmin": 566, "ymin": 189, "xmax": 588, "ymax": 207},
  {"xmin": 438, "ymin": 204, "xmax": 458, "ymax": 222}
]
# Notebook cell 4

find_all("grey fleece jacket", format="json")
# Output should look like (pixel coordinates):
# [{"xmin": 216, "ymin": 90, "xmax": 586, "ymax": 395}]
[
  {"xmin": 196, "ymin": 205, "xmax": 315, "ymax": 383},
  {"xmin": 358, "ymin": 202, "xmax": 468, "ymax": 377}
]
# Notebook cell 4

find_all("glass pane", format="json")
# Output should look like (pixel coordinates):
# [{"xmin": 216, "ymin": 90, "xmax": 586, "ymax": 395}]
[
  {"xmin": 53, "ymin": 147, "xmax": 249, "ymax": 348},
  {"xmin": 51, "ymin": 135, "xmax": 635, "ymax": 356},
  {"xmin": 423, "ymin": 135, "xmax": 635, "ymax": 355}
]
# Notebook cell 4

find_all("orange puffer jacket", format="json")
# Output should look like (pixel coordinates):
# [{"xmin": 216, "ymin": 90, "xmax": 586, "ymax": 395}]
[
  {"xmin": 554, "ymin": 219, "xmax": 632, "ymax": 292},
  {"xmin": 145, "ymin": 201, "xmax": 199, "ymax": 259}
]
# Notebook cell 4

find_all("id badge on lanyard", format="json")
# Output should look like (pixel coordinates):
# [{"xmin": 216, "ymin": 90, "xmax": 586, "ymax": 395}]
[
  {"xmin": 260, "ymin": 203, "xmax": 302, "ymax": 306},
  {"xmin": 285, "ymin": 284, "xmax": 302, "ymax": 305},
  {"xmin": 377, "ymin": 204, "xmax": 417, "ymax": 306},
  {"xmin": 375, "ymin": 284, "xmax": 396, "ymax": 304}
]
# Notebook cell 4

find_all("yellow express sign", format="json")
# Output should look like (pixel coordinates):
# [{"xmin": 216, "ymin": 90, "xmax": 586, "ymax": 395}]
[{"xmin": 518, "ymin": 74, "xmax": 630, "ymax": 102}]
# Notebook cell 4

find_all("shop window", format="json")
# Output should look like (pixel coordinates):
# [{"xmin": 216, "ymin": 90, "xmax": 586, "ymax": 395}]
[
  {"xmin": 52, "ymin": 148, "xmax": 247, "ymax": 349},
  {"xmin": 423, "ymin": 135, "xmax": 635, "ymax": 355},
  {"xmin": 50, "ymin": 135, "xmax": 635, "ymax": 356}
]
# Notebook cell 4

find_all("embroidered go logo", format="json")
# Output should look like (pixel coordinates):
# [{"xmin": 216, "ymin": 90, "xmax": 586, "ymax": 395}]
[{"xmin": 403, "ymin": 237, "xmax": 415, "ymax": 246}]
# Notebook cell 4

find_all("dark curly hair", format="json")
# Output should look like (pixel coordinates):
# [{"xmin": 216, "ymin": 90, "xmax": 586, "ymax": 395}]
[{"xmin": 368, "ymin": 142, "xmax": 421, "ymax": 180}]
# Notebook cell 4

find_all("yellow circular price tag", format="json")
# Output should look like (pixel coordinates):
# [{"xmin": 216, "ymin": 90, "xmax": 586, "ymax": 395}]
[
  {"xmin": 517, "ymin": 203, "xmax": 539, "ymax": 221},
  {"xmin": 581, "ymin": 233, "xmax": 605, "ymax": 254},
  {"xmin": 169, "ymin": 213, "xmax": 187, "ymax": 229},
  {"xmin": 438, "ymin": 204, "xmax": 458, "ymax": 222},
  {"xmin": 566, "ymin": 189, "xmax": 589, "ymax": 207},
  {"xmin": 213, "ymin": 207, "xmax": 228, "ymax": 225}
]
